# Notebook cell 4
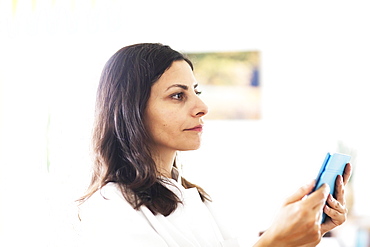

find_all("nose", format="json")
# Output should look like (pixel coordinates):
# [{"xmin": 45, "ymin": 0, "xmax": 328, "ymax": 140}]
[{"xmin": 193, "ymin": 96, "xmax": 209, "ymax": 117}]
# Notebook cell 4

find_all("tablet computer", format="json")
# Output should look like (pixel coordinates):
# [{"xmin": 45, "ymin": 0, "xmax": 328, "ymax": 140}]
[{"xmin": 313, "ymin": 152, "xmax": 351, "ymax": 222}]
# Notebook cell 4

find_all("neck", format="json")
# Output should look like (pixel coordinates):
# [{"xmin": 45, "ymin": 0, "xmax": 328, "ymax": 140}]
[{"xmin": 152, "ymin": 149, "xmax": 177, "ymax": 178}]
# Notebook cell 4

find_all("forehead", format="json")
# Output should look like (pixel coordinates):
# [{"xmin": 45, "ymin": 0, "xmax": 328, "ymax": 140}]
[{"xmin": 154, "ymin": 60, "xmax": 196, "ymax": 89}]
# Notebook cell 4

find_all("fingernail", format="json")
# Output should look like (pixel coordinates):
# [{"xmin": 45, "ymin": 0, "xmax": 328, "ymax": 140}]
[{"xmin": 329, "ymin": 194, "xmax": 334, "ymax": 202}]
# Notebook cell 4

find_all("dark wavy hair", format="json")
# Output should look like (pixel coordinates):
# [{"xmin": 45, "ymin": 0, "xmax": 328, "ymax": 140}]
[{"xmin": 78, "ymin": 43, "xmax": 210, "ymax": 216}]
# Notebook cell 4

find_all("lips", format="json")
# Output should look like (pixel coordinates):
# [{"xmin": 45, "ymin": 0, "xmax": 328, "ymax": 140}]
[{"xmin": 184, "ymin": 125, "xmax": 203, "ymax": 132}]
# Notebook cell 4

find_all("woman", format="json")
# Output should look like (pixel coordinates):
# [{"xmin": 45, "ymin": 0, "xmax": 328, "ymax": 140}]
[{"xmin": 78, "ymin": 43, "xmax": 352, "ymax": 246}]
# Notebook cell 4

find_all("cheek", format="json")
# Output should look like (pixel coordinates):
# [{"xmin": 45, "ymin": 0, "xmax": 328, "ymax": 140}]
[
  {"xmin": 158, "ymin": 109, "xmax": 182, "ymax": 128},
  {"xmin": 156, "ymin": 116, "xmax": 184, "ymax": 140},
  {"xmin": 146, "ymin": 106, "xmax": 185, "ymax": 139}
]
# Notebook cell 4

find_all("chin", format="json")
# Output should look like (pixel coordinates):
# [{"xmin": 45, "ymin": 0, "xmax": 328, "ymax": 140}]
[{"xmin": 179, "ymin": 144, "xmax": 202, "ymax": 151}]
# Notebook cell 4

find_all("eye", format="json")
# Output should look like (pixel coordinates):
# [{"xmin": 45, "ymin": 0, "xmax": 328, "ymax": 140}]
[
  {"xmin": 195, "ymin": 90, "xmax": 202, "ymax": 96},
  {"xmin": 171, "ymin": 92, "xmax": 184, "ymax": 100}
]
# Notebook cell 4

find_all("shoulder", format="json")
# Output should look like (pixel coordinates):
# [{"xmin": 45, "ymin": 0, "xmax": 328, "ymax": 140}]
[
  {"xmin": 78, "ymin": 183, "xmax": 134, "ymax": 222},
  {"xmin": 78, "ymin": 183, "xmax": 168, "ymax": 246}
]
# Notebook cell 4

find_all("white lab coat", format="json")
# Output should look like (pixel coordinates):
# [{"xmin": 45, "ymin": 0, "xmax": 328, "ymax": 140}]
[{"xmin": 78, "ymin": 176, "xmax": 255, "ymax": 246}]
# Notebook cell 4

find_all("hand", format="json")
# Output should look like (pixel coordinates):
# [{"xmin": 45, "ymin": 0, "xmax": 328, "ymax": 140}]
[
  {"xmin": 321, "ymin": 163, "xmax": 352, "ymax": 234},
  {"xmin": 254, "ymin": 180, "xmax": 330, "ymax": 247}
]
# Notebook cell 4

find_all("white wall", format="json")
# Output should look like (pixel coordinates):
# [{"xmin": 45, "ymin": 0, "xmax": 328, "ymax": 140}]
[
  {"xmin": 178, "ymin": 0, "xmax": 370, "ymax": 239},
  {"xmin": 1, "ymin": 0, "xmax": 369, "ymax": 246}
]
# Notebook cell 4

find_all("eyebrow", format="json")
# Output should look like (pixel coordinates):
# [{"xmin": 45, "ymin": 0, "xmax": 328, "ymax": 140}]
[{"xmin": 166, "ymin": 83, "xmax": 198, "ymax": 91}]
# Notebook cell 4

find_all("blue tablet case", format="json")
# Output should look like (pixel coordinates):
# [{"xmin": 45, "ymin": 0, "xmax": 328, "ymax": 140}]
[{"xmin": 313, "ymin": 152, "xmax": 351, "ymax": 222}]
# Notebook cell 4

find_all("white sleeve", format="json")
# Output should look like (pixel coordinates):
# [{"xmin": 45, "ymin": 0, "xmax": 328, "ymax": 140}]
[{"xmin": 205, "ymin": 201, "xmax": 260, "ymax": 247}]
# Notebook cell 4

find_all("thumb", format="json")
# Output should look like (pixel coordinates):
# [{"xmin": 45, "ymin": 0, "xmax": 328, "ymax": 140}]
[{"xmin": 284, "ymin": 180, "xmax": 316, "ymax": 205}]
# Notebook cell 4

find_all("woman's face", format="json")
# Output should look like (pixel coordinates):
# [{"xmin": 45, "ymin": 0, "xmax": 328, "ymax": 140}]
[{"xmin": 144, "ymin": 60, "xmax": 208, "ymax": 154}]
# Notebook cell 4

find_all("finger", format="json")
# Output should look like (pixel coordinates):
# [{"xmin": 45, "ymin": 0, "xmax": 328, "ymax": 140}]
[
  {"xmin": 323, "ymin": 204, "xmax": 347, "ymax": 226},
  {"xmin": 284, "ymin": 180, "xmax": 316, "ymax": 205},
  {"xmin": 334, "ymin": 175, "xmax": 345, "ymax": 204},
  {"xmin": 342, "ymin": 163, "xmax": 352, "ymax": 185},
  {"xmin": 326, "ymin": 194, "xmax": 346, "ymax": 214},
  {"xmin": 304, "ymin": 183, "xmax": 330, "ymax": 209}
]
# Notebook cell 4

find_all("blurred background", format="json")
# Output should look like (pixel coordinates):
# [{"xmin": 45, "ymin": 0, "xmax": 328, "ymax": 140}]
[{"xmin": 1, "ymin": 0, "xmax": 369, "ymax": 246}]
